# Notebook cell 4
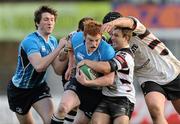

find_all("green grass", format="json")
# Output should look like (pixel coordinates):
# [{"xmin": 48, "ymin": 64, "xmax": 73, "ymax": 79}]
[{"xmin": 0, "ymin": 2, "xmax": 111, "ymax": 42}]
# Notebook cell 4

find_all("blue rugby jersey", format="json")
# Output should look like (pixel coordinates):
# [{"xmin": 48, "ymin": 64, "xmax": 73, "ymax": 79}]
[
  {"xmin": 71, "ymin": 32, "xmax": 115, "ymax": 63},
  {"xmin": 12, "ymin": 32, "xmax": 58, "ymax": 88}
]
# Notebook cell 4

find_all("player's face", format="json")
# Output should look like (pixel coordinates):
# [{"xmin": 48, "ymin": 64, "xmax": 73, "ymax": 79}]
[
  {"xmin": 37, "ymin": 12, "xmax": 55, "ymax": 36},
  {"xmin": 85, "ymin": 34, "xmax": 102, "ymax": 53},
  {"xmin": 111, "ymin": 29, "xmax": 125, "ymax": 50}
]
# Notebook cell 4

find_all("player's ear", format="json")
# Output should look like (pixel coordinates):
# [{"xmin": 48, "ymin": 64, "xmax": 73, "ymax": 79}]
[{"xmin": 124, "ymin": 35, "xmax": 129, "ymax": 41}]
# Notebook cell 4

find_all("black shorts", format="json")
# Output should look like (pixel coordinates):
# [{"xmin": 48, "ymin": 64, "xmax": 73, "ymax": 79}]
[
  {"xmin": 7, "ymin": 80, "xmax": 51, "ymax": 115},
  {"xmin": 95, "ymin": 96, "xmax": 134, "ymax": 119},
  {"xmin": 65, "ymin": 78, "xmax": 103, "ymax": 118},
  {"xmin": 141, "ymin": 75, "xmax": 180, "ymax": 100}
]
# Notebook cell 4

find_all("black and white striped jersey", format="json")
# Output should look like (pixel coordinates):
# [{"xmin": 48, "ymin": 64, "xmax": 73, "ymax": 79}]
[
  {"xmin": 130, "ymin": 17, "xmax": 180, "ymax": 85},
  {"xmin": 102, "ymin": 48, "xmax": 136, "ymax": 104}
]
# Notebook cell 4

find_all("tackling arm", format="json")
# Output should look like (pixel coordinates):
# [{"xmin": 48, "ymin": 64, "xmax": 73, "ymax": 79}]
[
  {"xmin": 77, "ymin": 60, "xmax": 111, "ymax": 74},
  {"xmin": 76, "ymin": 69, "xmax": 115, "ymax": 87},
  {"xmin": 101, "ymin": 17, "xmax": 135, "ymax": 33},
  {"xmin": 28, "ymin": 45, "xmax": 62, "ymax": 73}
]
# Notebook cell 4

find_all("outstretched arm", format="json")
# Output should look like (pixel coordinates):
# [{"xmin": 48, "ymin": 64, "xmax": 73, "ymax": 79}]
[
  {"xmin": 65, "ymin": 47, "xmax": 76, "ymax": 80},
  {"xmin": 28, "ymin": 42, "xmax": 62, "ymax": 73},
  {"xmin": 51, "ymin": 37, "xmax": 69, "ymax": 75},
  {"xmin": 101, "ymin": 17, "xmax": 135, "ymax": 33},
  {"xmin": 58, "ymin": 37, "xmax": 72, "ymax": 61}
]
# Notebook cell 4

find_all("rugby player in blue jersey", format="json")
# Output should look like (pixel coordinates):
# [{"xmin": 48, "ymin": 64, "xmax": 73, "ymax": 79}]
[
  {"xmin": 51, "ymin": 20, "xmax": 115, "ymax": 124},
  {"xmin": 7, "ymin": 6, "xmax": 65, "ymax": 124},
  {"xmin": 54, "ymin": 17, "xmax": 94, "ymax": 124},
  {"xmin": 76, "ymin": 25, "xmax": 135, "ymax": 124}
]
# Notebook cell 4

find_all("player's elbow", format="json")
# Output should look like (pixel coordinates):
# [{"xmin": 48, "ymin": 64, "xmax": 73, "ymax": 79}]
[
  {"xmin": 34, "ymin": 65, "xmax": 46, "ymax": 72},
  {"xmin": 108, "ymin": 76, "xmax": 114, "ymax": 85},
  {"xmin": 59, "ymin": 56, "xmax": 68, "ymax": 61},
  {"xmin": 58, "ymin": 52, "xmax": 68, "ymax": 61},
  {"xmin": 102, "ymin": 69, "xmax": 111, "ymax": 74},
  {"xmin": 52, "ymin": 60, "xmax": 68, "ymax": 75},
  {"xmin": 101, "ymin": 64, "xmax": 111, "ymax": 74}
]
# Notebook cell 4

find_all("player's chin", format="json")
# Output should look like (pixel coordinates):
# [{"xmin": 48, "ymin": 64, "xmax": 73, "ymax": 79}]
[
  {"xmin": 47, "ymin": 28, "xmax": 53, "ymax": 32},
  {"xmin": 46, "ymin": 30, "xmax": 53, "ymax": 35},
  {"xmin": 90, "ymin": 47, "xmax": 97, "ymax": 52}
]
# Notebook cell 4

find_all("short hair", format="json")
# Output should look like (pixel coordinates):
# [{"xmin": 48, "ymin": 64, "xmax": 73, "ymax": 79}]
[
  {"xmin": 84, "ymin": 20, "xmax": 102, "ymax": 37},
  {"xmin": 78, "ymin": 17, "xmax": 94, "ymax": 32},
  {"xmin": 34, "ymin": 5, "xmax": 57, "ymax": 29},
  {"xmin": 114, "ymin": 25, "xmax": 133, "ymax": 41},
  {"xmin": 103, "ymin": 11, "xmax": 123, "ymax": 24}
]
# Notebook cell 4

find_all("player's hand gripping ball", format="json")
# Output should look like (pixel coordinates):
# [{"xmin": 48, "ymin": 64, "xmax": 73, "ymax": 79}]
[{"xmin": 79, "ymin": 64, "xmax": 100, "ymax": 80}]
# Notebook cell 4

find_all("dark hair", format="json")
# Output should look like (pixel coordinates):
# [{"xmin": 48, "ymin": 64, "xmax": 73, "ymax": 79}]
[
  {"xmin": 114, "ymin": 26, "xmax": 133, "ymax": 42},
  {"xmin": 77, "ymin": 17, "xmax": 94, "ymax": 32},
  {"xmin": 34, "ymin": 5, "xmax": 57, "ymax": 29},
  {"xmin": 102, "ymin": 11, "xmax": 123, "ymax": 24}
]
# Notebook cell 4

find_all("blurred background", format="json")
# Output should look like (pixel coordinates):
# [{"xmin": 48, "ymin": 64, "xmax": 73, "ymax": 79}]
[{"xmin": 0, "ymin": 0, "xmax": 179, "ymax": 124}]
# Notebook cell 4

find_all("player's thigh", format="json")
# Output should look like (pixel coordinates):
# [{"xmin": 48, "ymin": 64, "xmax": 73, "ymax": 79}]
[
  {"xmin": 141, "ymin": 81, "xmax": 166, "ymax": 112},
  {"xmin": 91, "ymin": 112, "xmax": 110, "ymax": 124},
  {"xmin": 171, "ymin": 98, "xmax": 180, "ymax": 114},
  {"xmin": 16, "ymin": 111, "xmax": 34, "ymax": 124},
  {"xmin": 145, "ymin": 91, "xmax": 166, "ymax": 112},
  {"xmin": 73, "ymin": 109, "xmax": 90, "ymax": 124},
  {"xmin": 113, "ymin": 115, "xmax": 129, "ymax": 124},
  {"xmin": 32, "ymin": 97, "xmax": 54, "ymax": 124}
]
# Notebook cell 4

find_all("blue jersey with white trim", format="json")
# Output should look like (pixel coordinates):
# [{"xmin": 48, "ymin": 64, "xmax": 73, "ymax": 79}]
[
  {"xmin": 12, "ymin": 32, "xmax": 58, "ymax": 88},
  {"xmin": 71, "ymin": 32, "xmax": 115, "ymax": 63}
]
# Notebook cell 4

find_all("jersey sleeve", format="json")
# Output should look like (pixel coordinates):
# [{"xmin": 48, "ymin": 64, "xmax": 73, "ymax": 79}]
[
  {"xmin": 128, "ymin": 16, "xmax": 147, "ymax": 35},
  {"xmin": 129, "ymin": 17, "xmax": 169, "ymax": 55},
  {"xmin": 109, "ymin": 51, "xmax": 134, "ymax": 72},
  {"xmin": 21, "ymin": 38, "xmax": 40, "ymax": 56}
]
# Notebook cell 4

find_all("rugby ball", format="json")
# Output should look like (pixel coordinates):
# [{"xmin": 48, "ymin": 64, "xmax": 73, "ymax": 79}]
[{"xmin": 79, "ymin": 64, "xmax": 100, "ymax": 80}]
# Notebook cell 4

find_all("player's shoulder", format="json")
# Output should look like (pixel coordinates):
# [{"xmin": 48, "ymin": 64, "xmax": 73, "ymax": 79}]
[
  {"xmin": 99, "ymin": 39, "xmax": 112, "ymax": 48},
  {"xmin": 99, "ymin": 40, "xmax": 114, "ymax": 52},
  {"xmin": 71, "ymin": 31, "xmax": 84, "ymax": 45},
  {"xmin": 21, "ymin": 32, "xmax": 37, "ymax": 45},
  {"xmin": 120, "ymin": 48, "xmax": 134, "ymax": 58},
  {"xmin": 98, "ymin": 40, "xmax": 115, "ymax": 60},
  {"xmin": 72, "ymin": 31, "xmax": 83, "ymax": 40},
  {"xmin": 117, "ymin": 48, "xmax": 134, "ymax": 64}
]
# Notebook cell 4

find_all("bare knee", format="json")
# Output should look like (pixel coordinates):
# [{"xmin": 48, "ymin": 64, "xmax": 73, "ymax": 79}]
[
  {"xmin": 148, "ymin": 104, "xmax": 164, "ymax": 120},
  {"xmin": 16, "ymin": 113, "xmax": 35, "ymax": 124},
  {"xmin": 56, "ymin": 102, "xmax": 70, "ymax": 116},
  {"xmin": 91, "ymin": 120, "xmax": 100, "ymax": 124}
]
